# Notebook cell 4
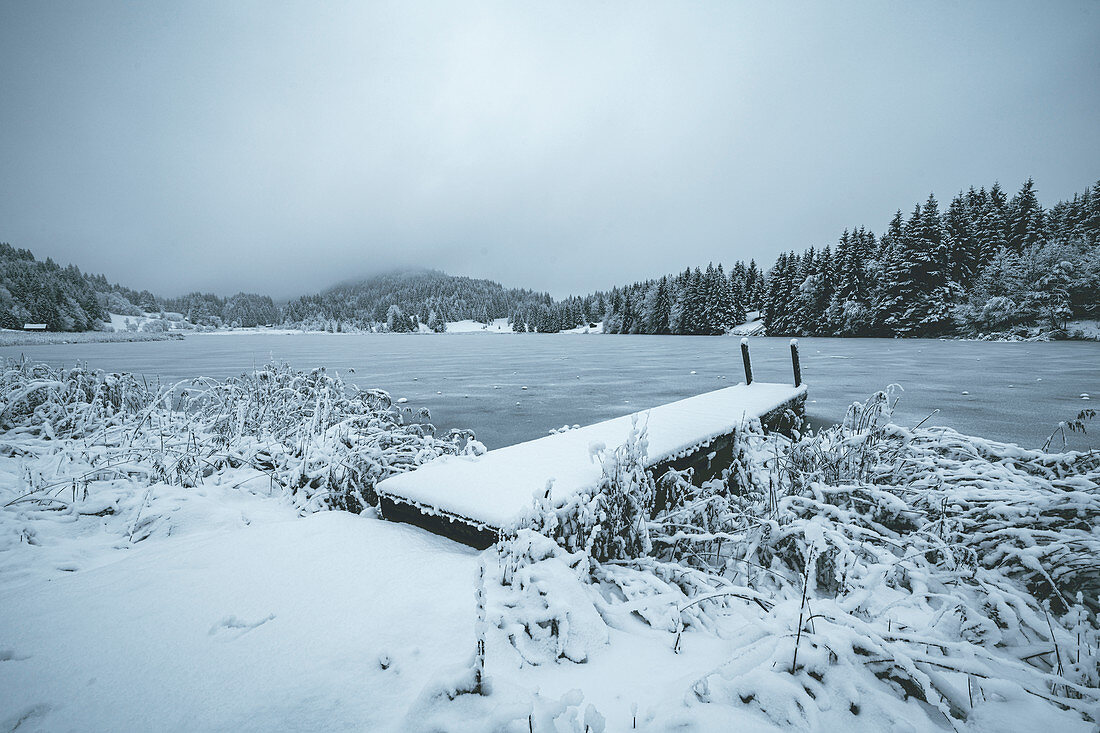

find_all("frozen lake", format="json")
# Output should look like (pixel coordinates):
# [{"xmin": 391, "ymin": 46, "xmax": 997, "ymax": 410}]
[{"xmin": 2, "ymin": 334, "xmax": 1097, "ymax": 451}]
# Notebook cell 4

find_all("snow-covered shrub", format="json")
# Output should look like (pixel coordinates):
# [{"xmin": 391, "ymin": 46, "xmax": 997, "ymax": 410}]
[
  {"xmin": 0, "ymin": 359, "xmax": 474, "ymax": 542},
  {"xmin": 491, "ymin": 530, "xmax": 608, "ymax": 665},
  {"xmin": 495, "ymin": 389, "xmax": 1100, "ymax": 729},
  {"xmin": 0, "ymin": 361, "xmax": 156, "ymax": 435},
  {"xmin": 524, "ymin": 418, "xmax": 653, "ymax": 562},
  {"xmin": 189, "ymin": 363, "xmax": 475, "ymax": 511}
]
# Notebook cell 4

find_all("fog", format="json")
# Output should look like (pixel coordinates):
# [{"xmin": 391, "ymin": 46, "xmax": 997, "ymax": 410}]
[{"xmin": 1, "ymin": 0, "xmax": 1098, "ymax": 298}]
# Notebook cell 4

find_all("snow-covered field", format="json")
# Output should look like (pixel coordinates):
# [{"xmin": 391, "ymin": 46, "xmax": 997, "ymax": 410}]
[
  {"xmin": 440, "ymin": 317, "xmax": 515, "ymax": 333},
  {"xmin": 1, "ymin": 359, "xmax": 1098, "ymax": 732}
]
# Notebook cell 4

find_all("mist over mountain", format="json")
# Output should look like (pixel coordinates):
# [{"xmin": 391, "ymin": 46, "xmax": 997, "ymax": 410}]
[{"xmin": 280, "ymin": 268, "xmax": 553, "ymax": 332}]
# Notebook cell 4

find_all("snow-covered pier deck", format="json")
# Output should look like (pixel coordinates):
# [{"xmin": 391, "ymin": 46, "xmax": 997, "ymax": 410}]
[{"xmin": 377, "ymin": 342, "xmax": 807, "ymax": 548}]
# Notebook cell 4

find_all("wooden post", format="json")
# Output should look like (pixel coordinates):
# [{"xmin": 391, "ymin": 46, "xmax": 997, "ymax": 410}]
[
  {"xmin": 741, "ymin": 338, "xmax": 753, "ymax": 385},
  {"xmin": 790, "ymin": 339, "xmax": 802, "ymax": 387}
]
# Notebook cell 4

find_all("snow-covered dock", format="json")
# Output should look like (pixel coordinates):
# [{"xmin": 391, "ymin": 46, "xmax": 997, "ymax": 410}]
[{"xmin": 377, "ymin": 347, "xmax": 807, "ymax": 547}]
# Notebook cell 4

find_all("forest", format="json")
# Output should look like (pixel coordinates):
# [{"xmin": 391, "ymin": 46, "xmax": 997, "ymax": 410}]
[
  {"xmin": 2, "ymin": 177, "xmax": 1097, "ymax": 338},
  {"xmin": 596, "ymin": 178, "xmax": 1100, "ymax": 338},
  {"xmin": 280, "ymin": 269, "xmax": 551, "ymax": 332}
]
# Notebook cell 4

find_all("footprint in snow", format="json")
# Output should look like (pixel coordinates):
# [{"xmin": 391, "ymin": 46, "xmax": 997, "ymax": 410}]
[{"xmin": 209, "ymin": 614, "xmax": 275, "ymax": 640}]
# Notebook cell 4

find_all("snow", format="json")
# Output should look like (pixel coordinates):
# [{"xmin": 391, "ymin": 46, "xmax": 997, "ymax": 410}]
[
  {"xmin": 105, "ymin": 311, "xmax": 186, "ymax": 332},
  {"xmin": 184, "ymin": 318, "xmax": 608, "ymax": 336},
  {"xmin": 560, "ymin": 321, "xmax": 604, "ymax": 334},
  {"xmin": 730, "ymin": 310, "xmax": 766, "ymax": 336},
  {"xmin": 1, "ymin": 358, "xmax": 1097, "ymax": 732},
  {"xmin": 0, "ymin": 512, "xmax": 480, "ymax": 732},
  {"xmin": 438, "ymin": 319, "xmax": 605, "ymax": 334},
  {"xmin": 0, "ymin": 509, "xmax": 767, "ymax": 732},
  {"xmin": 376, "ymin": 381, "xmax": 806, "ymax": 529},
  {"xmin": 442, "ymin": 318, "xmax": 513, "ymax": 333},
  {"xmin": 188, "ymin": 326, "xmax": 312, "ymax": 336}
]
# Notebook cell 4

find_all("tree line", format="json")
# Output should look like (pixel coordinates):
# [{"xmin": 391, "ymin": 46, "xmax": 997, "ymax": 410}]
[
  {"xmin": 2, "ymin": 176, "xmax": 1097, "ymax": 336},
  {"xmin": 586, "ymin": 178, "xmax": 1098, "ymax": 338},
  {"xmin": 761, "ymin": 178, "xmax": 1099, "ymax": 337},
  {"xmin": 0, "ymin": 243, "xmax": 107, "ymax": 331},
  {"xmin": 0, "ymin": 243, "xmax": 282, "ymax": 332},
  {"xmin": 580, "ymin": 260, "xmax": 767, "ymax": 335}
]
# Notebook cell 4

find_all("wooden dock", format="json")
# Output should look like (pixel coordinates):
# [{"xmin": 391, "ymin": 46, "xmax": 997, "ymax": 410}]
[{"xmin": 376, "ymin": 340, "xmax": 807, "ymax": 548}]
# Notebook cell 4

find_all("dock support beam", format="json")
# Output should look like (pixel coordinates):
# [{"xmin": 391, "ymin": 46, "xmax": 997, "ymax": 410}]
[
  {"xmin": 790, "ymin": 339, "xmax": 802, "ymax": 387},
  {"xmin": 741, "ymin": 338, "xmax": 753, "ymax": 385}
]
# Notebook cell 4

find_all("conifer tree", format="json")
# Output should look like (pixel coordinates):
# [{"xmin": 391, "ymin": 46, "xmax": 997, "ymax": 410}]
[{"xmin": 1007, "ymin": 177, "xmax": 1045, "ymax": 252}]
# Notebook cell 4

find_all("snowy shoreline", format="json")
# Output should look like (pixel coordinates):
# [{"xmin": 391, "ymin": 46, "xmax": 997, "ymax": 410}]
[
  {"xmin": 23, "ymin": 313, "xmax": 1099, "ymax": 342},
  {"xmin": 0, "ymin": 330, "xmax": 183, "ymax": 346}
]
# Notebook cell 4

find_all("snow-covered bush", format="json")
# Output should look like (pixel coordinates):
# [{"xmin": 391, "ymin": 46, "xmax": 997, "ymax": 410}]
[
  {"xmin": 497, "ymin": 389, "xmax": 1100, "ymax": 729},
  {"xmin": 524, "ymin": 418, "xmax": 653, "ymax": 562},
  {"xmin": 0, "ymin": 359, "xmax": 474, "ymax": 539},
  {"xmin": 491, "ymin": 530, "xmax": 608, "ymax": 665},
  {"xmin": 188, "ymin": 362, "xmax": 475, "ymax": 511}
]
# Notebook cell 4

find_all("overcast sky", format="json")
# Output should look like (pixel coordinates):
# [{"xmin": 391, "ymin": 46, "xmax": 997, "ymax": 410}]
[{"xmin": 1, "ymin": 1, "xmax": 1098, "ymax": 299}]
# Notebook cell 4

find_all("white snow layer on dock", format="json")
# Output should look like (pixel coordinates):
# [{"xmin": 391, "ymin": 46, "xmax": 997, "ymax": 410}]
[{"xmin": 376, "ymin": 381, "xmax": 806, "ymax": 529}]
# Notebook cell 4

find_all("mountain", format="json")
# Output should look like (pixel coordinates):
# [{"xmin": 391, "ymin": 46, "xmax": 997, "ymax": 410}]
[{"xmin": 280, "ymin": 268, "xmax": 553, "ymax": 332}]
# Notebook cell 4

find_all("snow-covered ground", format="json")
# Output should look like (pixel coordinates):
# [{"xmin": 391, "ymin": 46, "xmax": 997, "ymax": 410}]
[
  {"xmin": 188, "ymin": 326, "xmax": 327, "ymax": 336},
  {"xmin": 440, "ymin": 318, "xmax": 514, "ymax": 333},
  {"xmin": 560, "ymin": 322, "xmax": 604, "ymax": 334},
  {"xmin": 0, "ymin": 508, "xmax": 752, "ymax": 732},
  {"xmin": 1, "ymin": 511, "xmax": 481, "ymax": 731},
  {"xmin": 185, "ymin": 317, "xmax": 607, "ymax": 336},
  {"xmin": 4, "ymin": 431, "xmax": 1096, "ymax": 732},
  {"xmin": 0, "ymin": 330, "xmax": 180, "ymax": 346},
  {"xmin": 104, "ymin": 311, "xmax": 191, "ymax": 333}
]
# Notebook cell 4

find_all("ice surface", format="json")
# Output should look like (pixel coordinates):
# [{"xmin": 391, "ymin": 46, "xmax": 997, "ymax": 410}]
[
  {"xmin": 376, "ymin": 382, "xmax": 806, "ymax": 529},
  {"xmin": 1, "ymin": 335, "xmax": 1095, "ymax": 450}
]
